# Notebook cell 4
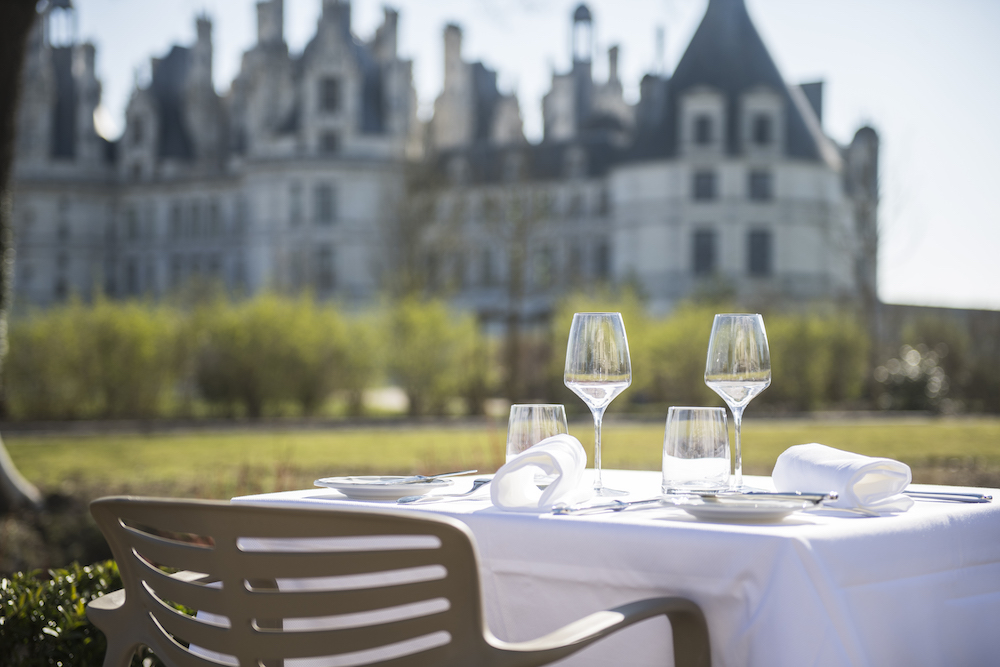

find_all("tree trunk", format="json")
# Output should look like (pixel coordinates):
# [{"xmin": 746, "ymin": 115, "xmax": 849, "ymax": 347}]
[{"xmin": 0, "ymin": 1, "xmax": 43, "ymax": 513}]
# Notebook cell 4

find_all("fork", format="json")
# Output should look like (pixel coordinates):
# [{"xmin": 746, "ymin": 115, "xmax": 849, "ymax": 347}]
[{"xmin": 397, "ymin": 478, "xmax": 492, "ymax": 504}]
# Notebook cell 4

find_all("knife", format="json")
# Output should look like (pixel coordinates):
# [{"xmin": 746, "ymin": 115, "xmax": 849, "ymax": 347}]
[
  {"xmin": 353, "ymin": 470, "xmax": 478, "ymax": 485},
  {"xmin": 903, "ymin": 490, "xmax": 992, "ymax": 503},
  {"xmin": 552, "ymin": 491, "xmax": 839, "ymax": 516}
]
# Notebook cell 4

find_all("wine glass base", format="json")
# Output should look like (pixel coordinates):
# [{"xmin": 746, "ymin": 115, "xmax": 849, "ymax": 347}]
[{"xmin": 594, "ymin": 486, "xmax": 629, "ymax": 498}]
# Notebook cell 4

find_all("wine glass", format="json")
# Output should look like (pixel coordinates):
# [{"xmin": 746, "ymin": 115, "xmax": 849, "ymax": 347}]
[
  {"xmin": 505, "ymin": 404, "xmax": 569, "ymax": 463},
  {"xmin": 704, "ymin": 314, "xmax": 771, "ymax": 491},
  {"xmin": 564, "ymin": 312, "xmax": 631, "ymax": 497}
]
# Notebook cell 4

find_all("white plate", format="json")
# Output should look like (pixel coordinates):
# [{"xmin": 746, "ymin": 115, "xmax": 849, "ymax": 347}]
[
  {"xmin": 314, "ymin": 476, "xmax": 454, "ymax": 500},
  {"xmin": 680, "ymin": 499, "xmax": 808, "ymax": 522}
]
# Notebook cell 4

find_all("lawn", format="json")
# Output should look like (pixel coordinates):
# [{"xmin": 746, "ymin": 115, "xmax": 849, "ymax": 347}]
[{"xmin": 7, "ymin": 415, "xmax": 1000, "ymax": 500}]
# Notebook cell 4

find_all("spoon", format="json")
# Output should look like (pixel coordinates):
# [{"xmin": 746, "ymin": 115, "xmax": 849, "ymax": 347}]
[{"xmin": 397, "ymin": 478, "xmax": 492, "ymax": 504}]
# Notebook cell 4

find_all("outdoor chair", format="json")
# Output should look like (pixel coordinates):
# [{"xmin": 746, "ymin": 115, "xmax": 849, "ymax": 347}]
[{"xmin": 87, "ymin": 496, "xmax": 711, "ymax": 667}]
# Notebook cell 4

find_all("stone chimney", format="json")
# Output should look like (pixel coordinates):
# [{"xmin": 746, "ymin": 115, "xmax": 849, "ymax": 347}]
[{"xmin": 256, "ymin": 0, "xmax": 284, "ymax": 46}]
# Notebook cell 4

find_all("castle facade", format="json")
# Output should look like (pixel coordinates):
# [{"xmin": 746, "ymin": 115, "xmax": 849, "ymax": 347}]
[{"xmin": 11, "ymin": 0, "xmax": 878, "ymax": 320}]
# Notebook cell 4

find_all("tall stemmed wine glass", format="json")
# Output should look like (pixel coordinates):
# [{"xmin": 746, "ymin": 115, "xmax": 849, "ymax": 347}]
[
  {"xmin": 564, "ymin": 312, "xmax": 632, "ymax": 497},
  {"xmin": 704, "ymin": 314, "xmax": 771, "ymax": 491}
]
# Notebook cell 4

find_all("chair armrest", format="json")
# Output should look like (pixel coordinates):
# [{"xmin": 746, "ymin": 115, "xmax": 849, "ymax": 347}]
[{"xmin": 491, "ymin": 596, "xmax": 710, "ymax": 667}]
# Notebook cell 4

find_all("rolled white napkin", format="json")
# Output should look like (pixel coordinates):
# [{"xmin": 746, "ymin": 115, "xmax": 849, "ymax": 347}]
[
  {"xmin": 491, "ymin": 434, "xmax": 593, "ymax": 512},
  {"xmin": 772, "ymin": 443, "xmax": 914, "ymax": 513}
]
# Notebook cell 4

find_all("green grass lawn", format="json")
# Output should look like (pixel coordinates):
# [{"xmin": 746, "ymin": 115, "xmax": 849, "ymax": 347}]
[{"xmin": 6, "ymin": 415, "xmax": 1000, "ymax": 500}]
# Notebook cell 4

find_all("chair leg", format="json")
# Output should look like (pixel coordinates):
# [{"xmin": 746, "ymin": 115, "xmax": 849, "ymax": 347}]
[
  {"xmin": 100, "ymin": 638, "xmax": 140, "ymax": 667},
  {"xmin": 666, "ymin": 607, "xmax": 711, "ymax": 667}
]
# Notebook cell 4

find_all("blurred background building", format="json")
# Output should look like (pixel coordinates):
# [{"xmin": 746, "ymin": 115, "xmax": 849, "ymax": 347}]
[{"xmin": 11, "ymin": 0, "xmax": 878, "ymax": 322}]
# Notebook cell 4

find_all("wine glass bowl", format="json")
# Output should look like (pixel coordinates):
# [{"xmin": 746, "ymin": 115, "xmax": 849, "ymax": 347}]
[
  {"xmin": 564, "ymin": 312, "xmax": 631, "ymax": 497},
  {"xmin": 704, "ymin": 313, "xmax": 771, "ymax": 491},
  {"xmin": 505, "ymin": 404, "xmax": 569, "ymax": 463}
]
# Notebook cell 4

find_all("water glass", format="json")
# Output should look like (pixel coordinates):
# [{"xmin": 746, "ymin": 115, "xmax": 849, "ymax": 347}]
[
  {"xmin": 505, "ymin": 404, "xmax": 569, "ymax": 463},
  {"xmin": 662, "ymin": 407, "xmax": 730, "ymax": 492}
]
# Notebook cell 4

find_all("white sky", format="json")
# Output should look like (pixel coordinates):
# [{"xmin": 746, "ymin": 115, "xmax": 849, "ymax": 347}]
[{"xmin": 72, "ymin": 0, "xmax": 1000, "ymax": 311}]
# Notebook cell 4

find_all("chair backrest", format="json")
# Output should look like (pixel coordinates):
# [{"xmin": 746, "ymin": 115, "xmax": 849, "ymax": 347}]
[{"xmin": 90, "ymin": 496, "xmax": 491, "ymax": 666}]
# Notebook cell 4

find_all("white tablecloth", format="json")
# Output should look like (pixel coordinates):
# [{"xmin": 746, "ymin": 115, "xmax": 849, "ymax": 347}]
[{"xmin": 235, "ymin": 470, "xmax": 1000, "ymax": 667}]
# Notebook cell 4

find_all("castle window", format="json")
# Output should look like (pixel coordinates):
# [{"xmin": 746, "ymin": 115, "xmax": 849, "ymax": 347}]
[
  {"xmin": 132, "ymin": 118, "xmax": 144, "ymax": 145},
  {"xmin": 595, "ymin": 241, "xmax": 611, "ymax": 280},
  {"xmin": 533, "ymin": 246, "xmax": 554, "ymax": 288},
  {"xmin": 752, "ymin": 114, "xmax": 773, "ymax": 145},
  {"xmin": 598, "ymin": 187, "xmax": 610, "ymax": 215},
  {"xmin": 568, "ymin": 190, "xmax": 584, "ymax": 217},
  {"xmin": 693, "ymin": 170, "xmax": 717, "ymax": 201},
  {"xmin": 748, "ymin": 170, "xmax": 773, "ymax": 201},
  {"xmin": 748, "ymin": 229, "xmax": 772, "ymax": 277},
  {"xmin": 320, "ymin": 77, "xmax": 341, "ymax": 113},
  {"xmin": 315, "ymin": 184, "xmax": 336, "ymax": 224},
  {"xmin": 316, "ymin": 245, "xmax": 335, "ymax": 291},
  {"xmin": 693, "ymin": 229, "xmax": 716, "ymax": 276},
  {"xmin": 170, "ymin": 203, "xmax": 182, "ymax": 239},
  {"xmin": 320, "ymin": 131, "xmax": 340, "ymax": 155},
  {"xmin": 208, "ymin": 200, "xmax": 221, "ymax": 236},
  {"xmin": 125, "ymin": 258, "xmax": 139, "ymax": 295},
  {"xmin": 126, "ymin": 207, "xmax": 139, "ymax": 241},
  {"xmin": 190, "ymin": 201, "xmax": 202, "ymax": 237},
  {"xmin": 289, "ymin": 182, "xmax": 302, "ymax": 226},
  {"xmin": 694, "ymin": 115, "xmax": 713, "ymax": 145},
  {"xmin": 480, "ymin": 249, "xmax": 495, "ymax": 286}
]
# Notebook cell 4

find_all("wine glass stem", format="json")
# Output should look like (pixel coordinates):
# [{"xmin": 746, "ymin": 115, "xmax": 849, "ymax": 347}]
[
  {"xmin": 731, "ymin": 405, "xmax": 745, "ymax": 491},
  {"xmin": 592, "ymin": 407, "xmax": 606, "ymax": 492}
]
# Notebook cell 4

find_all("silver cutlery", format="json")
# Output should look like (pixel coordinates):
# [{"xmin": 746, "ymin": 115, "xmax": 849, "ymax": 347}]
[
  {"xmin": 552, "ymin": 497, "xmax": 666, "ymax": 516},
  {"xmin": 397, "ymin": 478, "xmax": 492, "ymax": 504},
  {"xmin": 553, "ymin": 491, "xmax": 839, "ymax": 516},
  {"xmin": 362, "ymin": 469, "xmax": 479, "ymax": 485},
  {"xmin": 904, "ymin": 490, "xmax": 992, "ymax": 503}
]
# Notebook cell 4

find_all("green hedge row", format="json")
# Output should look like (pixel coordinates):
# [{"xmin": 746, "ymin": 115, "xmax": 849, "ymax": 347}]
[
  {"xmin": 6, "ymin": 294, "xmax": 486, "ymax": 419},
  {"xmin": 7, "ymin": 292, "xmax": 993, "ymax": 419}
]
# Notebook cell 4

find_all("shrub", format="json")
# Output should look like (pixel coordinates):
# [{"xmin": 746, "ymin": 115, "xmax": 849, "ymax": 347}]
[
  {"xmin": 7, "ymin": 299, "xmax": 181, "ymax": 419},
  {"xmin": 192, "ymin": 294, "xmax": 350, "ymax": 417},
  {"xmin": 0, "ymin": 560, "xmax": 152, "ymax": 666},
  {"xmin": 385, "ymin": 296, "xmax": 475, "ymax": 416}
]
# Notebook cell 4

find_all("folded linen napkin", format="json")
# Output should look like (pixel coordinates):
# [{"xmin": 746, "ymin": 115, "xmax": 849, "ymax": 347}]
[
  {"xmin": 772, "ymin": 443, "xmax": 914, "ymax": 513},
  {"xmin": 491, "ymin": 434, "xmax": 593, "ymax": 512}
]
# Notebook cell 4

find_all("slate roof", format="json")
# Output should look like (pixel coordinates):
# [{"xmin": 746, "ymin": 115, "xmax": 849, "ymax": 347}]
[
  {"xmin": 50, "ymin": 47, "xmax": 76, "ymax": 159},
  {"xmin": 150, "ymin": 46, "xmax": 195, "ymax": 160},
  {"xmin": 630, "ymin": 0, "xmax": 829, "ymax": 163},
  {"xmin": 298, "ymin": 19, "xmax": 388, "ymax": 136}
]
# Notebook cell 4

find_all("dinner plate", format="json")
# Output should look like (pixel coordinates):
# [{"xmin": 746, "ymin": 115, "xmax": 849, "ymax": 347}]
[
  {"xmin": 314, "ymin": 476, "xmax": 454, "ymax": 500},
  {"xmin": 680, "ymin": 499, "xmax": 809, "ymax": 522}
]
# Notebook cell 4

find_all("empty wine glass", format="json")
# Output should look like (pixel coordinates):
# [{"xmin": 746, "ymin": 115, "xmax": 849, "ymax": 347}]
[
  {"xmin": 564, "ymin": 312, "xmax": 631, "ymax": 497},
  {"xmin": 505, "ymin": 404, "xmax": 569, "ymax": 463},
  {"xmin": 704, "ymin": 314, "xmax": 771, "ymax": 491}
]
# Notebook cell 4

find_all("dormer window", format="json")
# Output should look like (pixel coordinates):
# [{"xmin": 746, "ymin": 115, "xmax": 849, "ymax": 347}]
[
  {"xmin": 694, "ymin": 115, "xmax": 713, "ymax": 145},
  {"xmin": 320, "ymin": 77, "xmax": 341, "ymax": 113},
  {"xmin": 752, "ymin": 114, "xmax": 772, "ymax": 145}
]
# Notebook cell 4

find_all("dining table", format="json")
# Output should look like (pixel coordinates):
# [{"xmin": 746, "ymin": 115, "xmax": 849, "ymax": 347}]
[{"xmin": 234, "ymin": 469, "xmax": 1000, "ymax": 667}]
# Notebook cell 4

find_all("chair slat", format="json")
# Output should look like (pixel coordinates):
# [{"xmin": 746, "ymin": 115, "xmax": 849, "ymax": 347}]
[
  {"xmin": 143, "ymin": 586, "xmax": 244, "ymax": 654},
  {"xmin": 234, "ymin": 548, "xmax": 445, "ymax": 579},
  {"xmin": 239, "ymin": 578, "xmax": 447, "ymax": 618},
  {"xmin": 225, "ymin": 610, "xmax": 451, "ymax": 660},
  {"xmin": 137, "ymin": 563, "xmax": 226, "ymax": 615},
  {"xmin": 123, "ymin": 526, "xmax": 217, "ymax": 573}
]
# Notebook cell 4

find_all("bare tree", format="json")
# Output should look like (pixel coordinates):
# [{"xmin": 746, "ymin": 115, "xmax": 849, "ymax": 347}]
[
  {"xmin": 0, "ymin": 0, "xmax": 43, "ymax": 513},
  {"xmin": 845, "ymin": 127, "xmax": 881, "ymax": 401}
]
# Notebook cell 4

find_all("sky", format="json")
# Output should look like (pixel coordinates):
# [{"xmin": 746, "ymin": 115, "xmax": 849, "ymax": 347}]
[{"xmin": 68, "ymin": 0, "xmax": 1000, "ymax": 311}]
